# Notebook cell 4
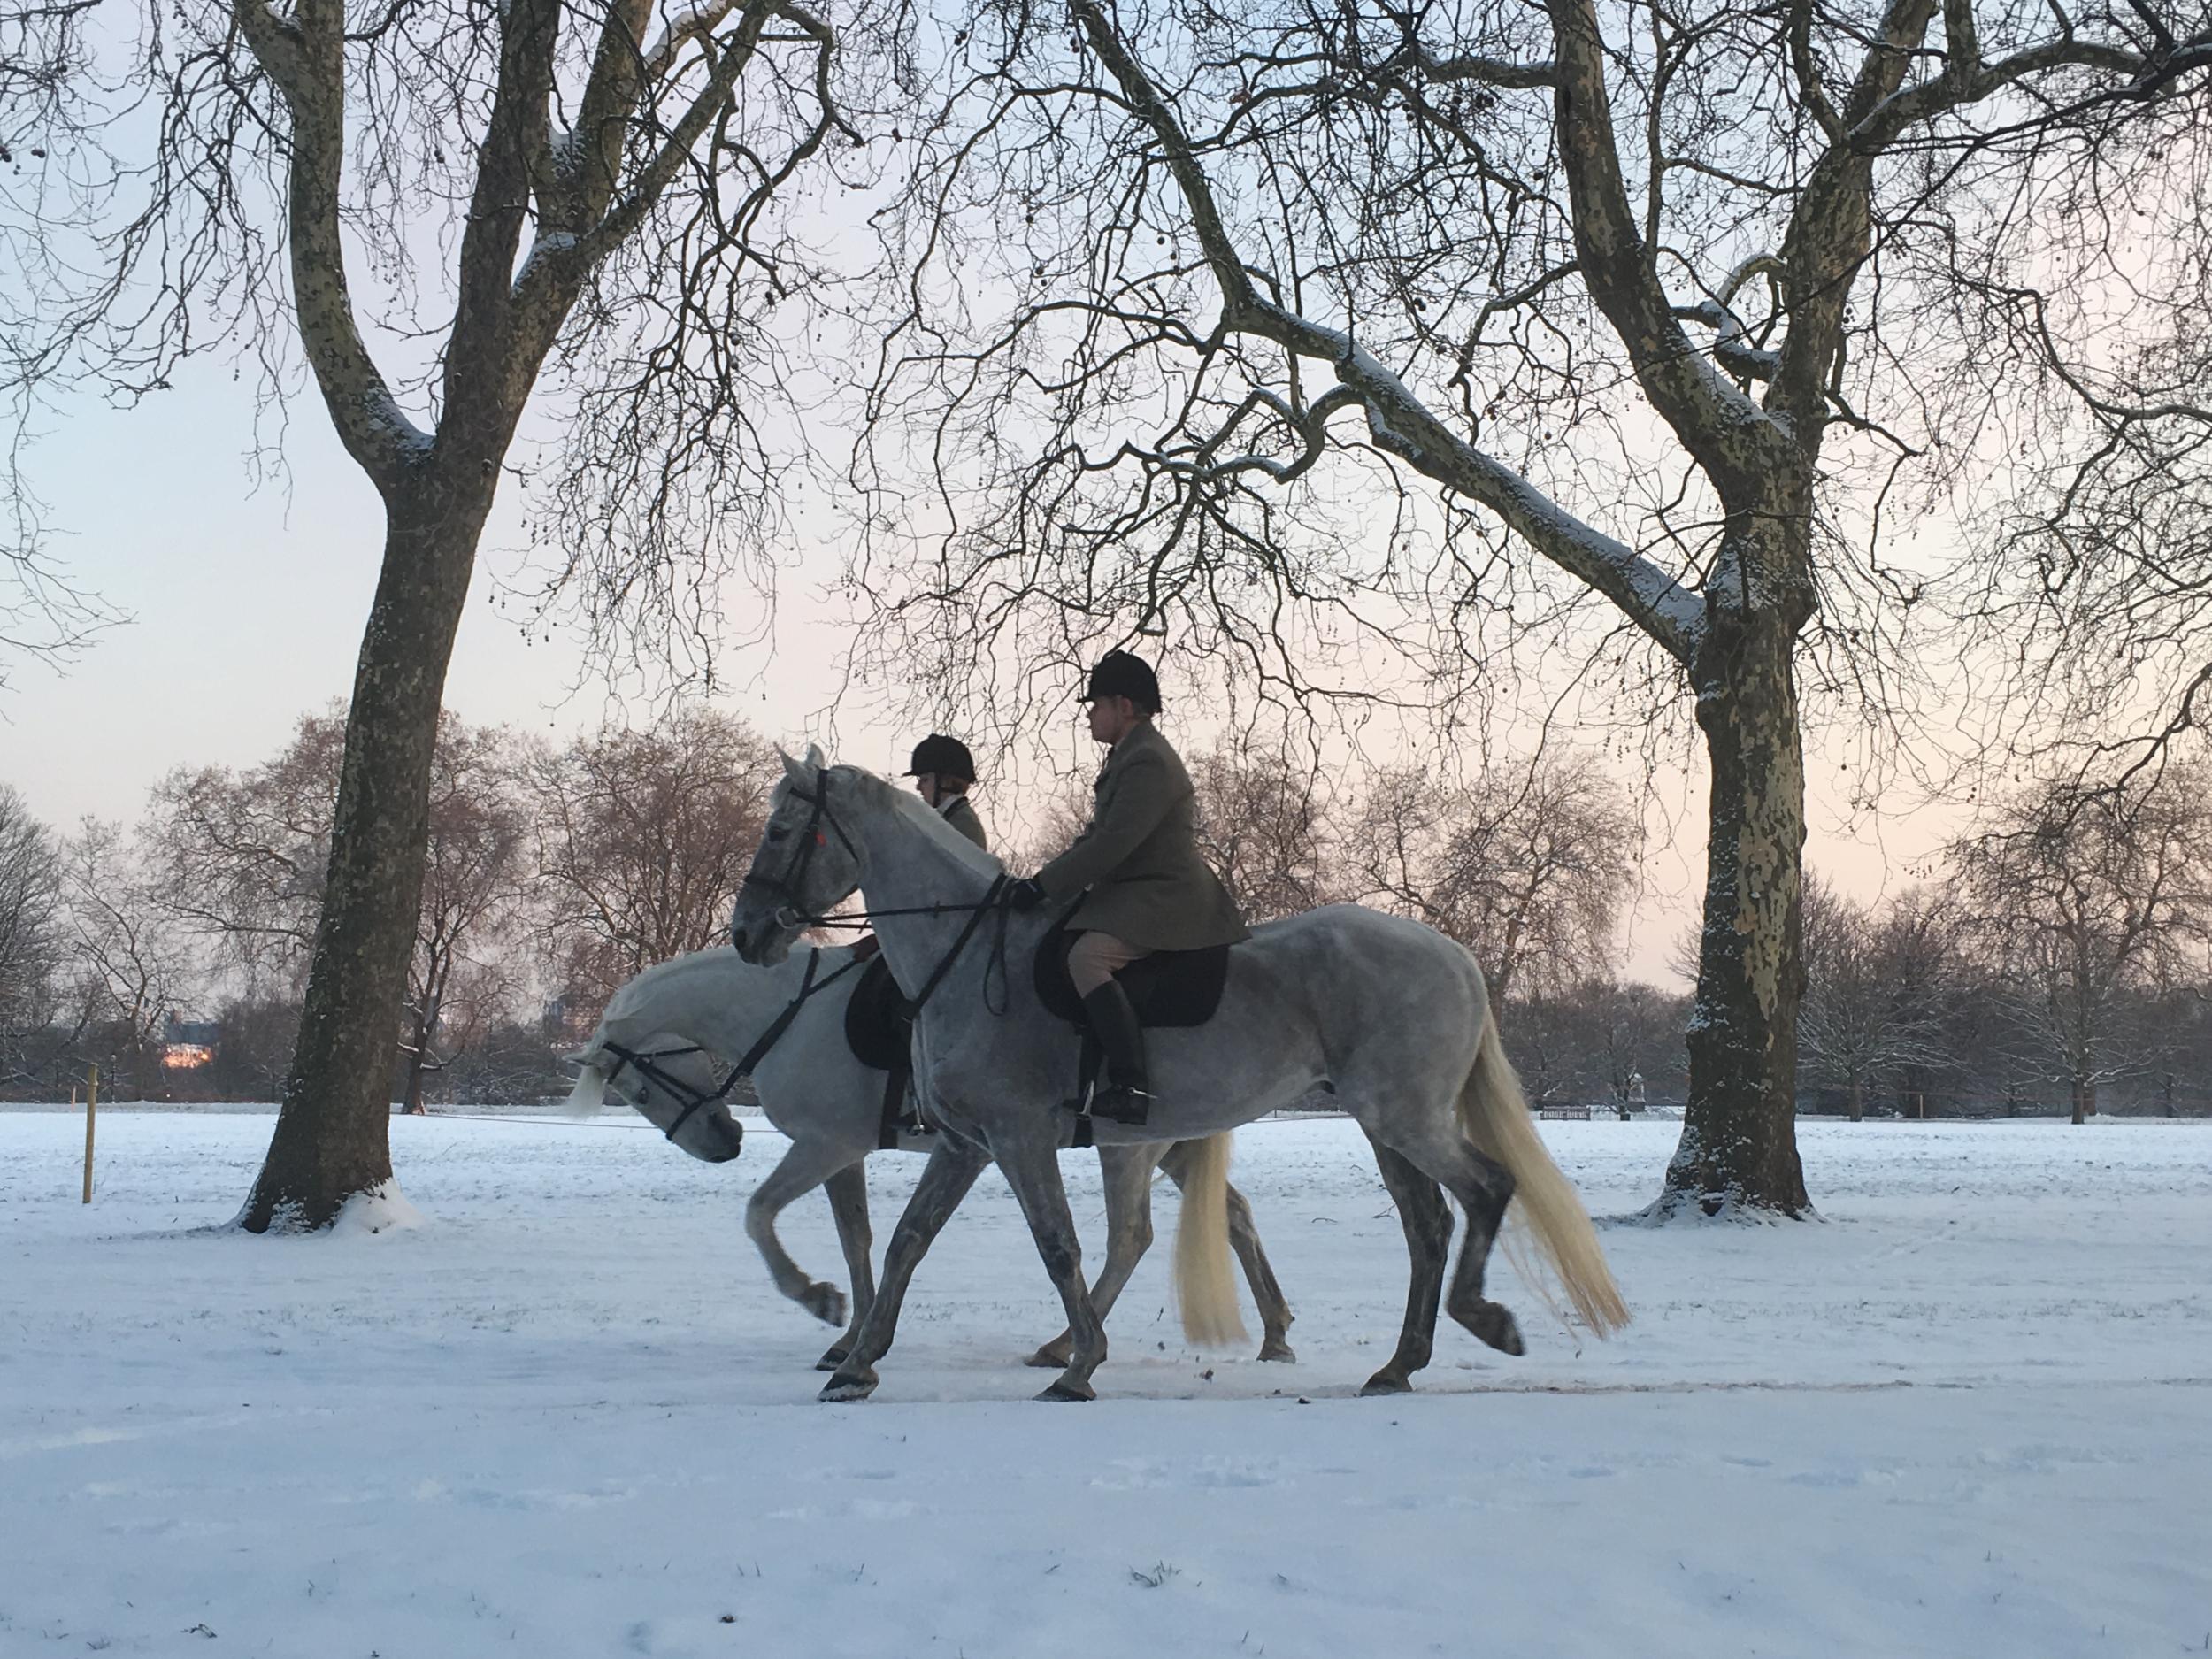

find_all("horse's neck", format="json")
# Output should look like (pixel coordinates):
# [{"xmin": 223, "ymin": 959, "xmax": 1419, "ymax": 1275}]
[
  {"xmin": 630, "ymin": 949, "xmax": 828, "ymax": 1050},
  {"xmin": 853, "ymin": 785, "xmax": 998, "ymax": 986}
]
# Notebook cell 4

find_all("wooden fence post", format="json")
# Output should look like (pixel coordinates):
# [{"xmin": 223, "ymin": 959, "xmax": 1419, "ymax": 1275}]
[{"xmin": 81, "ymin": 1064, "xmax": 98, "ymax": 1204}]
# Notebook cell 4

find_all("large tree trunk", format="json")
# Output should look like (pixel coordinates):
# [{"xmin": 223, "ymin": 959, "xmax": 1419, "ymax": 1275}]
[
  {"xmin": 1654, "ymin": 602, "xmax": 1814, "ymax": 1218},
  {"xmin": 1847, "ymin": 1075, "xmax": 1864, "ymax": 1125},
  {"xmin": 239, "ymin": 478, "xmax": 490, "ymax": 1231}
]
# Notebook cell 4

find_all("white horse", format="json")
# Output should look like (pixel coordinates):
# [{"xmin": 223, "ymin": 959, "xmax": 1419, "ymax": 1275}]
[
  {"xmin": 563, "ymin": 944, "xmax": 1297, "ymax": 1370},
  {"xmin": 728, "ymin": 749, "xmax": 1629, "ymax": 1402}
]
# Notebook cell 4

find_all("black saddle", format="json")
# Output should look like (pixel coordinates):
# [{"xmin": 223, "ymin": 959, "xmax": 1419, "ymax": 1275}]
[
  {"xmin": 843, "ymin": 955, "xmax": 912, "ymax": 1072},
  {"xmin": 843, "ymin": 955, "xmax": 931, "ymax": 1148},
  {"xmin": 1033, "ymin": 917, "xmax": 1232, "ymax": 1029}
]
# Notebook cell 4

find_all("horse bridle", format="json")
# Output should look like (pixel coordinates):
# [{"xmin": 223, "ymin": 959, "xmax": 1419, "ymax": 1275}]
[
  {"xmin": 740, "ymin": 773, "xmax": 861, "ymax": 929},
  {"xmin": 739, "ymin": 765, "xmax": 1014, "ymax": 1019},
  {"xmin": 595, "ymin": 948, "xmax": 865, "ymax": 1145},
  {"xmin": 595, "ymin": 1039, "xmax": 743, "ymax": 1145}
]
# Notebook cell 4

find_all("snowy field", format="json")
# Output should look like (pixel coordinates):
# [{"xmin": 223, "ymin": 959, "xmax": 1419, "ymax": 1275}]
[{"xmin": 4, "ymin": 1109, "xmax": 2208, "ymax": 1658}]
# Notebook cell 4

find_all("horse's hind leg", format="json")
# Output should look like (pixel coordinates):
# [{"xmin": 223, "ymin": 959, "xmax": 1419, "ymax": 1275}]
[
  {"xmin": 822, "ymin": 1135, "xmax": 990, "ymax": 1402},
  {"xmin": 1160, "ymin": 1141, "xmax": 1296, "ymax": 1363},
  {"xmin": 817, "ymin": 1162, "xmax": 875, "ymax": 1371},
  {"xmin": 1360, "ymin": 1136, "xmax": 1452, "ymax": 1394},
  {"xmin": 744, "ymin": 1135, "xmax": 863, "ymax": 1331},
  {"xmin": 1026, "ymin": 1143, "xmax": 1161, "ymax": 1370},
  {"xmin": 1381, "ymin": 1122, "xmax": 1523, "ymax": 1358}
]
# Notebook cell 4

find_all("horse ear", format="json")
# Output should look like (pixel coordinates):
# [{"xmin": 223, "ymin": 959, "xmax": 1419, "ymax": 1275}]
[
  {"xmin": 803, "ymin": 741, "xmax": 826, "ymax": 769},
  {"xmin": 779, "ymin": 746, "xmax": 812, "ymax": 781}
]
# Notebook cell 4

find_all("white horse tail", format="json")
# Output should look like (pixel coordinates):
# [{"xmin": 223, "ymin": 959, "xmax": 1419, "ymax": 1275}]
[
  {"xmin": 564, "ymin": 1055, "xmax": 611, "ymax": 1118},
  {"xmin": 1459, "ymin": 1015, "xmax": 1631, "ymax": 1337},
  {"xmin": 1171, "ymin": 1133, "xmax": 1248, "ymax": 1348}
]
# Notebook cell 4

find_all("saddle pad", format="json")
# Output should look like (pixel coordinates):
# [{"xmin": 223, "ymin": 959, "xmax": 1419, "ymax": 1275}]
[
  {"xmin": 1033, "ymin": 919, "xmax": 1231, "ymax": 1029},
  {"xmin": 843, "ymin": 956, "xmax": 911, "ymax": 1073}
]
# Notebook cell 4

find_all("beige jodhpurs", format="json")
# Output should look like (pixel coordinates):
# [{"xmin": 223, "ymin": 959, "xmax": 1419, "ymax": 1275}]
[{"xmin": 1067, "ymin": 930, "xmax": 1149, "ymax": 996}]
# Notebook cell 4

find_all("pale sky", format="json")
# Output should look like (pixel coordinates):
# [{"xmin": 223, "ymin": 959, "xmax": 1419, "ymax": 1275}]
[{"xmin": 1, "ymin": 349, "xmax": 1969, "ymax": 990}]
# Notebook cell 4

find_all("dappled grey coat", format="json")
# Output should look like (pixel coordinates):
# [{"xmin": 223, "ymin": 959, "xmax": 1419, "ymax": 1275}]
[{"xmin": 1036, "ymin": 720, "xmax": 1248, "ymax": 952}]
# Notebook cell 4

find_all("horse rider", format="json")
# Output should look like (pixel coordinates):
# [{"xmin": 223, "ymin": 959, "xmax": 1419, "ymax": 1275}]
[
  {"xmin": 852, "ymin": 733, "xmax": 993, "ymax": 967},
  {"xmin": 905, "ymin": 733, "xmax": 991, "ymax": 851},
  {"xmin": 1007, "ymin": 651, "xmax": 1248, "ymax": 1125}
]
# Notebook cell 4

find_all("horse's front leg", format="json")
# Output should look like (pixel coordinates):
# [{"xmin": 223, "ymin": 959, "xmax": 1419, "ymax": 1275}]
[
  {"xmin": 817, "ymin": 1162, "xmax": 875, "ymax": 1371},
  {"xmin": 820, "ymin": 1136, "xmax": 989, "ymax": 1402},
  {"xmin": 744, "ymin": 1135, "xmax": 864, "ymax": 1330},
  {"xmin": 994, "ymin": 1135, "xmax": 1107, "ymax": 1402},
  {"xmin": 1025, "ymin": 1143, "xmax": 1162, "ymax": 1370}
]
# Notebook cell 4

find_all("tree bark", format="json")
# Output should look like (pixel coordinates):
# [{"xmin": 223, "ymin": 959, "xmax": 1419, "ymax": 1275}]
[
  {"xmin": 1655, "ymin": 599, "xmax": 1815, "ymax": 1217},
  {"xmin": 239, "ymin": 475, "xmax": 491, "ymax": 1231},
  {"xmin": 1847, "ymin": 1075, "xmax": 1863, "ymax": 1124}
]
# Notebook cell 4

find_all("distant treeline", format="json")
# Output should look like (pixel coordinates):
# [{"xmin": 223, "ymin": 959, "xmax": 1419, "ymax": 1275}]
[{"xmin": 6, "ymin": 706, "xmax": 2210, "ymax": 1118}]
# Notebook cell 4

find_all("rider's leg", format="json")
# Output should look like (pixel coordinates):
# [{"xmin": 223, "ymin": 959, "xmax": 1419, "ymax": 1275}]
[{"xmin": 1069, "ymin": 931, "xmax": 1151, "ymax": 1125}]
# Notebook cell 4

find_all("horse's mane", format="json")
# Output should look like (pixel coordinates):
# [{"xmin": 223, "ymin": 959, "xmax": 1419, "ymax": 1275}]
[
  {"xmin": 598, "ymin": 943, "xmax": 836, "ymax": 1030},
  {"xmin": 598, "ymin": 947, "xmax": 730, "ymax": 1027},
  {"xmin": 837, "ymin": 764, "xmax": 1007, "ymax": 879}
]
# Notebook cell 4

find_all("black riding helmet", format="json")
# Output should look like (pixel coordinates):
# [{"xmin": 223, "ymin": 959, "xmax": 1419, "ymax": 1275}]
[
  {"xmin": 1082, "ymin": 649, "xmax": 1162, "ymax": 714},
  {"xmin": 905, "ymin": 733, "xmax": 978, "ymax": 783}
]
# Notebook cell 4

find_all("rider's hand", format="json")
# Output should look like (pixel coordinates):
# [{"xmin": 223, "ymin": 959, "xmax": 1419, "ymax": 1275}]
[{"xmin": 1007, "ymin": 877, "xmax": 1048, "ymax": 911}]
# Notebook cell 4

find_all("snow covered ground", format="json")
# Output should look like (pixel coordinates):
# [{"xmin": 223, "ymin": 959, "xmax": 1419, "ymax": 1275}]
[{"xmin": 3, "ymin": 1108, "xmax": 2208, "ymax": 1658}]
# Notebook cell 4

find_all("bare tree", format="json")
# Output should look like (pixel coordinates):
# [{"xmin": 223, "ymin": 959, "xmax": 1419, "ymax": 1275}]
[
  {"xmin": 0, "ymin": 781, "xmax": 63, "ymax": 1074},
  {"xmin": 400, "ymin": 722, "xmax": 531, "ymax": 1112},
  {"xmin": 524, "ymin": 707, "xmax": 779, "ymax": 1017},
  {"xmin": 0, "ymin": 0, "xmax": 124, "ymax": 690},
  {"xmin": 1350, "ymin": 755, "xmax": 1637, "ymax": 1012},
  {"xmin": 1509, "ymin": 974, "xmax": 1687, "ymax": 1112},
  {"xmin": 5, "ymin": 0, "xmax": 877, "ymax": 1225},
  {"xmin": 147, "ymin": 705, "xmax": 532, "ymax": 1109},
  {"xmin": 1798, "ymin": 876, "xmax": 1959, "ymax": 1121},
  {"xmin": 1190, "ymin": 740, "xmax": 1339, "ymax": 923},
  {"xmin": 59, "ymin": 818, "xmax": 201, "ymax": 1100},
  {"xmin": 1578, "ymin": 977, "xmax": 1686, "ymax": 1119},
  {"xmin": 999, "ymin": 772, "xmax": 1095, "ymax": 872},
  {"xmin": 851, "ymin": 0, "xmax": 2212, "ymax": 1215},
  {"xmin": 145, "ymin": 709, "xmax": 345, "ymax": 995},
  {"xmin": 1952, "ymin": 766, "xmax": 2212, "ymax": 1124}
]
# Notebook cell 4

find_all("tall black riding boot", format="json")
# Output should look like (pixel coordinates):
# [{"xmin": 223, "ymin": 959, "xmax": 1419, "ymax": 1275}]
[{"xmin": 1079, "ymin": 980, "xmax": 1152, "ymax": 1125}]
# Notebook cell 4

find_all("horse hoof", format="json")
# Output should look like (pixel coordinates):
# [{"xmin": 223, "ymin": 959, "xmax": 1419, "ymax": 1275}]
[
  {"xmin": 1024, "ymin": 1343, "xmax": 1072, "ymax": 1370},
  {"xmin": 1036, "ymin": 1379, "xmax": 1095, "ymax": 1402},
  {"xmin": 1359, "ymin": 1371, "xmax": 1413, "ymax": 1397},
  {"xmin": 1458, "ymin": 1300, "xmax": 1525, "ymax": 1357},
  {"xmin": 819, "ymin": 1370, "xmax": 879, "ymax": 1402},
  {"xmin": 801, "ymin": 1284, "xmax": 849, "ymax": 1327},
  {"xmin": 1257, "ymin": 1338, "xmax": 1296, "ymax": 1363},
  {"xmin": 815, "ymin": 1345, "xmax": 850, "ymax": 1372}
]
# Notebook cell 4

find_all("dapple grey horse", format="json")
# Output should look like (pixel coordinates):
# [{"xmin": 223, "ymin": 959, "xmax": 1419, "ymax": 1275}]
[
  {"xmin": 728, "ymin": 749, "xmax": 1629, "ymax": 1402},
  {"xmin": 564, "ymin": 943, "xmax": 1296, "ymax": 1371}
]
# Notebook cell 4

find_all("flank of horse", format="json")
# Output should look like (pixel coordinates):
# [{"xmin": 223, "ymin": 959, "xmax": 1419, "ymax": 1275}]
[
  {"xmin": 727, "ymin": 749, "xmax": 1629, "ymax": 1403},
  {"xmin": 564, "ymin": 944, "xmax": 1296, "ymax": 1371}
]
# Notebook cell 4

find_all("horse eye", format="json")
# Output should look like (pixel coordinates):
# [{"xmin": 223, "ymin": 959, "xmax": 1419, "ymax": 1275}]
[{"xmin": 766, "ymin": 827, "xmax": 787, "ymax": 842}]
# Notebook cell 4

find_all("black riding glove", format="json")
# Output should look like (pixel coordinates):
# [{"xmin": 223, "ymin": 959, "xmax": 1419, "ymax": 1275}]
[{"xmin": 1007, "ymin": 877, "xmax": 1048, "ymax": 911}]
